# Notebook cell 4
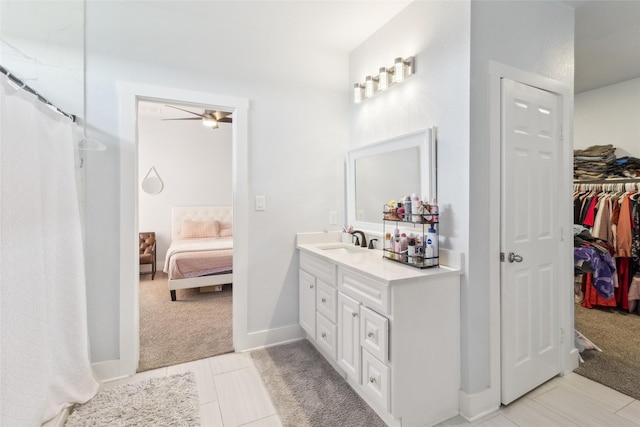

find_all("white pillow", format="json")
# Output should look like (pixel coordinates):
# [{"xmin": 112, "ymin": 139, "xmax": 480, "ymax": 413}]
[
  {"xmin": 220, "ymin": 226, "xmax": 233, "ymax": 237},
  {"xmin": 181, "ymin": 220, "xmax": 220, "ymax": 238}
]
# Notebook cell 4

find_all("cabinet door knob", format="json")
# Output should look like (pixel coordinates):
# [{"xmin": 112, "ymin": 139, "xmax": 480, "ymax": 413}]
[
  {"xmin": 310, "ymin": 284, "xmax": 314, "ymax": 289},
  {"xmin": 321, "ymin": 332, "xmax": 327, "ymax": 338},
  {"xmin": 367, "ymin": 331, "xmax": 374, "ymax": 338},
  {"xmin": 352, "ymin": 312, "xmax": 358, "ymax": 318},
  {"xmin": 369, "ymin": 376, "xmax": 377, "ymax": 384},
  {"xmin": 321, "ymin": 297, "xmax": 327, "ymax": 303}
]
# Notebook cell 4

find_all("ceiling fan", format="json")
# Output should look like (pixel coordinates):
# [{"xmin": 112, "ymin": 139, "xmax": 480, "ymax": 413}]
[{"xmin": 162, "ymin": 105, "xmax": 232, "ymax": 129}]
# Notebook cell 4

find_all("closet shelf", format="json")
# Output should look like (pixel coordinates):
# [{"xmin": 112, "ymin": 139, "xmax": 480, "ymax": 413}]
[{"xmin": 574, "ymin": 177, "xmax": 640, "ymax": 184}]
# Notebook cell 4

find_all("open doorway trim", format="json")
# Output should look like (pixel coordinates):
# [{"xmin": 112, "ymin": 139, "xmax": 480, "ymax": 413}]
[
  {"xmin": 117, "ymin": 82, "xmax": 249, "ymax": 376},
  {"xmin": 467, "ymin": 61, "xmax": 578, "ymax": 419},
  {"xmin": 459, "ymin": 62, "xmax": 578, "ymax": 421}
]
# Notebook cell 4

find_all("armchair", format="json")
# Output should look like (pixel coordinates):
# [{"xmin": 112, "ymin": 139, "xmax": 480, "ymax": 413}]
[{"xmin": 139, "ymin": 232, "xmax": 156, "ymax": 280}]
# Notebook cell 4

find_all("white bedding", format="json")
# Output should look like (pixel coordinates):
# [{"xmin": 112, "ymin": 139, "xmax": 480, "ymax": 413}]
[
  {"xmin": 163, "ymin": 237, "xmax": 234, "ymax": 272},
  {"xmin": 166, "ymin": 206, "xmax": 233, "ymax": 300}
]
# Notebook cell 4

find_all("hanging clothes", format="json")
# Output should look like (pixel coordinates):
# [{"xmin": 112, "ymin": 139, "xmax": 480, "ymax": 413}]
[
  {"xmin": 573, "ymin": 181, "xmax": 640, "ymax": 312},
  {"xmin": 575, "ymin": 243, "xmax": 616, "ymax": 300}
]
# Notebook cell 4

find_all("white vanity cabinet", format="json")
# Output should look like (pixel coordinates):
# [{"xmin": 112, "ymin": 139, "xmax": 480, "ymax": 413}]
[
  {"xmin": 298, "ymin": 269, "xmax": 316, "ymax": 337},
  {"xmin": 299, "ymin": 251, "xmax": 338, "ymax": 360},
  {"xmin": 297, "ymin": 242, "xmax": 461, "ymax": 427},
  {"xmin": 337, "ymin": 292, "xmax": 361, "ymax": 382}
]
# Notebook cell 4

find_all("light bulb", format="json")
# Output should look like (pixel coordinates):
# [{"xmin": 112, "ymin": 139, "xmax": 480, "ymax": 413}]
[
  {"xmin": 354, "ymin": 83, "xmax": 363, "ymax": 103},
  {"xmin": 378, "ymin": 67, "xmax": 388, "ymax": 91},
  {"xmin": 202, "ymin": 118, "xmax": 218, "ymax": 128},
  {"xmin": 365, "ymin": 76, "xmax": 375, "ymax": 98},
  {"xmin": 393, "ymin": 57, "xmax": 405, "ymax": 83}
]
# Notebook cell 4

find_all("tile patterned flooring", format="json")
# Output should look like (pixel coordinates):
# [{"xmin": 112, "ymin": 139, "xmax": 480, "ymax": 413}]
[{"xmin": 101, "ymin": 352, "xmax": 640, "ymax": 427}]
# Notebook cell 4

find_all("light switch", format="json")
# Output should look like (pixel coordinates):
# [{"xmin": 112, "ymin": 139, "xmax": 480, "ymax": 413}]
[{"xmin": 255, "ymin": 195, "xmax": 266, "ymax": 211}]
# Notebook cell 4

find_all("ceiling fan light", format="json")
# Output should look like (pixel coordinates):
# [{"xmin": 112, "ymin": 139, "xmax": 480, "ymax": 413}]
[{"xmin": 202, "ymin": 118, "xmax": 218, "ymax": 128}]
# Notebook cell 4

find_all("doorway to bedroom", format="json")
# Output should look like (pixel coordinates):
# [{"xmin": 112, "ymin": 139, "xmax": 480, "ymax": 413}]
[{"xmin": 136, "ymin": 99, "xmax": 234, "ymax": 372}]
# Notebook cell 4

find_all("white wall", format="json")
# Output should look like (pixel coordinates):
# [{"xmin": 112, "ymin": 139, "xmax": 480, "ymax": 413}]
[
  {"xmin": 84, "ymin": 1, "xmax": 349, "ymax": 363},
  {"xmin": 350, "ymin": 1, "xmax": 471, "ymax": 252},
  {"xmin": 0, "ymin": 1, "xmax": 87, "ymax": 232},
  {"xmin": 0, "ymin": 1, "xmax": 83, "ymax": 117},
  {"xmin": 138, "ymin": 106, "xmax": 232, "ymax": 265},
  {"xmin": 468, "ymin": 0, "xmax": 574, "ymax": 399},
  {"xmin": 574, "ymin": 77, "xmax": 640, "ymax": 157}
]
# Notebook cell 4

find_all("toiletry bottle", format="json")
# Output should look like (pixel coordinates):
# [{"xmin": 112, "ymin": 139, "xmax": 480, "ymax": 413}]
[
  {"xmin": 389, "ymin": 200, "xmax": 397, "ymax": 220},
  {"xmin": 385, "ymin": 232, "xmax": 394, "ymax": 259},
  {"xmin": 430, "ymin": 198, "xmax": 439, "ymax": 223},
  {"xmin": 400, "ymin": 233, "xmax": 408, "ymax": 262},
  {"xmin": 404, "ymin": 196, "xmax": 412, "ymax": 222},
  {"xmin": 407, "ymin": 234, "xmax": 416, "ymax": 264},
  {"xmin": 415, "ymin": 235, "xmax": 424, "ymax": 265},
  {"xmin": 394, "ymin": 228, "xmax": 401, "ymax": 260},
  {"xmin": 426, "ymin": 224, "xmax": 438, "ymax": 266},
  {"xmin": 397, "ymin": 201, "xmax": 405, "ymax": 221},
  {"xmin": 411, "ymin": 193, "xmax": 420, "ymax": 222}
]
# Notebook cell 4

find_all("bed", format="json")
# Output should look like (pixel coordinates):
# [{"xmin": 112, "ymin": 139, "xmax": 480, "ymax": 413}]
[{"xmin": 163, "ymin": 206, "xmax": 233, "ymax": 301}]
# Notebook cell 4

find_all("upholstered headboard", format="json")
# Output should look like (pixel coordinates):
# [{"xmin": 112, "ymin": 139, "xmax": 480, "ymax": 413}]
[{"xmin": 171, "ymin": 206, "xmax": 233, "ymax": 241}]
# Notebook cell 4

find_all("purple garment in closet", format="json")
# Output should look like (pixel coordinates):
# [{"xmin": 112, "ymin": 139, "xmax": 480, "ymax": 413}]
[{"xmin": 574, "ymin": 246, "xmax": 616, "ymax": 300}]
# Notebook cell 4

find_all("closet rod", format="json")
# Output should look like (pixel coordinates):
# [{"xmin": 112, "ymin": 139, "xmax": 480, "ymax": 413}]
[
  {"xmin": 0, "ymin": 64, "xmax": 76, "ymax": 122},
  {"xmin": 574, "ymin": 177, "xmax": 640, "ymax": 184}
]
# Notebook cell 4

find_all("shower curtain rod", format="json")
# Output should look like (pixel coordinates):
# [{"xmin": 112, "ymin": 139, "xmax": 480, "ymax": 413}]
[{"xmin": 0, "ymin": 64, "xmax": 76, "ymax": 122}]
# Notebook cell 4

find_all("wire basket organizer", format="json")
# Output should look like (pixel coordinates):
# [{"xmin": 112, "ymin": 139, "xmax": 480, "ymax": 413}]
[{"xmin": 382, "ymin": 210, "xmax": 439, "ymax": 269}]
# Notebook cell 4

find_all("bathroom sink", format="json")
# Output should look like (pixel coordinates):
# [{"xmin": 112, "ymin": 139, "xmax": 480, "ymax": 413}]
[{"xmin": 317, "ymin": 243, "xmax": 366, "ymax": 253}]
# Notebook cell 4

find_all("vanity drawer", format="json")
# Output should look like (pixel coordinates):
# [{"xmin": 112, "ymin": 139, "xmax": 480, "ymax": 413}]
[
  {"xmin": 362, "ymin": 349, "xmax": 390, "ymax": 412},
  {"xmin": 316, "ymin": 280, "xmax": 337, "ymax": 322},
  {"xmin": 360, "ymin": 306, "xmax": 389, "ymax": 362},
  {"xmin": 300, "ymin": 252, "xmax": 337, "ymax": 286},
  {"xmin": 339, "ymin": 268, "xmax": 390, "ymax": 316},
  {"xmin": 316, "ymin": 313, "xmax": 337, "ymax": 360}
]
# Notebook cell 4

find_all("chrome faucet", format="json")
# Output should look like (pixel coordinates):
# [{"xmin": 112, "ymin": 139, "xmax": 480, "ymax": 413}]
[{"xmin": 349, "ymin": 230, "xmax": 367, "ymax": 248}]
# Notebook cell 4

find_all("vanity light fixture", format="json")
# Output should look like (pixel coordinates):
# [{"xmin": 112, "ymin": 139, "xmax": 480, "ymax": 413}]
[
  {"xmin": 364, "ymin": 76, "xmax": 377, "ymax": 98},
  {"xmin": 378, "ymin": 67, "xmax": 389, "ymax": 91},
  {"xmin": 393, "ymin": 57, "xmax": 405, "ymax": 82},
  {"xmin": 353, "ymin": 56, "xmax": 414, "ymax": 103},
  {"xmin": 354, "ymin": 83, "xmax": 364, "ymax": 104}
]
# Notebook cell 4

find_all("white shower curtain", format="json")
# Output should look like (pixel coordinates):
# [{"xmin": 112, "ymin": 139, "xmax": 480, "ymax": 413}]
[{"xmin": 0, "ymin": 74, "xmax": 98, "ymax": 425}]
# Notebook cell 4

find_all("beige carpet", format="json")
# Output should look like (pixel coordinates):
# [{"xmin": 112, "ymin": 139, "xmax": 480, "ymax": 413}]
[
  {"xmin": 574, "ymin": 303, "xmax": 640, "ymax": 400},
  {"xmin": 138, "ymin": 272, "xmax": 233, "ymax": 372}
]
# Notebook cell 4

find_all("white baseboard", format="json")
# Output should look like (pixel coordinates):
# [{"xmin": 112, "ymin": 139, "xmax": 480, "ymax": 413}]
[
  {"xmin": 41, "ymin": 407, "xmax": 71, "ymax": 427},
  {"xmin": 91, "ymin": 359, "xmax": 125, "ymax": 382},
  {"xmin": 458, "ymin": 387, "xmax": 500, "ymax": 422},
  {"xmin": 238, "ymin": 324, "xmax": 304, "ymax": 352},
  {"xmin": 565, "ymin": 348, "xmax": 580, "ymax": 374}
]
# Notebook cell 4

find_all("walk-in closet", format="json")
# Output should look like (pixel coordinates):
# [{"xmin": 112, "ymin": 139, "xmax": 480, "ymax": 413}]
[{"xmin": 573, "ymin": 144, "xmax": 640, "ymax": 401}]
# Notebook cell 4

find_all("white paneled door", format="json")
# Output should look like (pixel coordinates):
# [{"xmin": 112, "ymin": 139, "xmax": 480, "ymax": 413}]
[{"xmin": 500, "ymin": 78, "xmax": 562, "ymax": 404}]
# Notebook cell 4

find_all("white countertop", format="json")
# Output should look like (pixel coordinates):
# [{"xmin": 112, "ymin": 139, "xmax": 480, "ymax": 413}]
[{"xmin": 296, "ymin": 232, "xmax": 462, "ymax": 284}]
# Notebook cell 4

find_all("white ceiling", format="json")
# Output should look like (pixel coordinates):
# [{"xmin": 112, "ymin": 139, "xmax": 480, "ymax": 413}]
[
  {"xmin": 274, "ymin": 0, "xmax": 640, "ymax": 94},
  {"xmin": 344, "ymin": 0, "xmax": 640, "ymax": 94},
  {"xmin": 137, "ymin": 0, "xmax": 639, "ymax": 106},
  {"xmin": 561, "ymin": 0, "xmax": 640, "ymax": 93}
]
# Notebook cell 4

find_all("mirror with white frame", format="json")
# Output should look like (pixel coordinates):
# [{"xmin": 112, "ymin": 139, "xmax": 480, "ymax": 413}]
[{"xmin": 347, "ymin": 128, "xmax": 436, "ymax": 231}]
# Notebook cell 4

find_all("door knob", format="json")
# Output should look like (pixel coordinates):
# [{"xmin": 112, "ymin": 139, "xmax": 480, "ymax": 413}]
[{"xmin": 508, "ymin": 252, "xmax": 523, "ymax": 263}]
